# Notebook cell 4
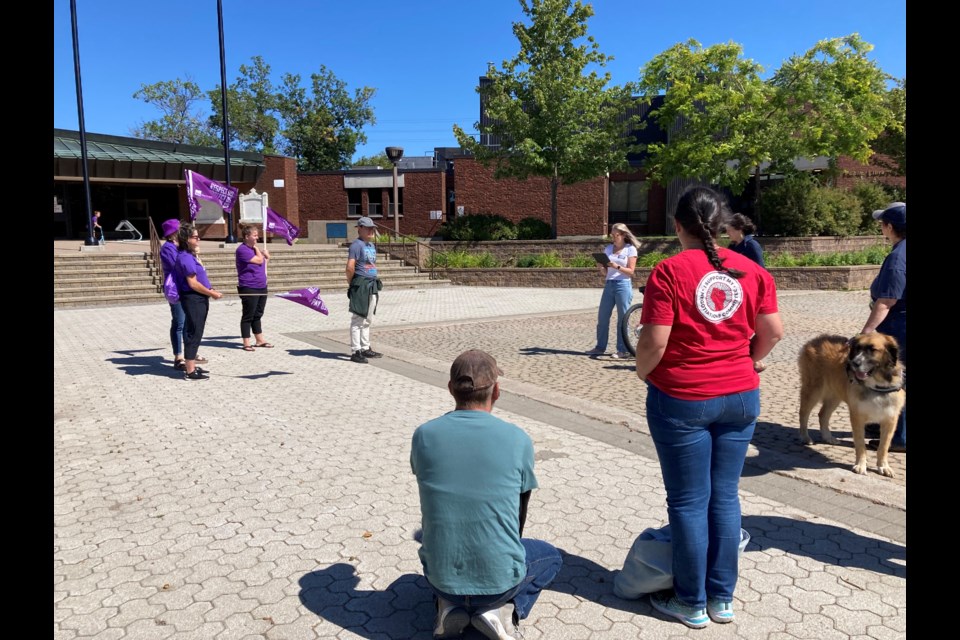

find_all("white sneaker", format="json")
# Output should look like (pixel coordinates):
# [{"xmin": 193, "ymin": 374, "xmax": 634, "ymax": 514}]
[
  {"xmin": 433, "ymin": 596, "xmax": 470, "ymax": 639},
  {"xmin": 471, "ymin": 602, "xmax": 519, "ymax": 640}
]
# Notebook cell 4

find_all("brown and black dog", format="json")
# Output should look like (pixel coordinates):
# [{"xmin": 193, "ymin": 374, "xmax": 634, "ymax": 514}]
[{"xmin": 798, "ymin": 333, "xmax": 905, "ymax": 477}]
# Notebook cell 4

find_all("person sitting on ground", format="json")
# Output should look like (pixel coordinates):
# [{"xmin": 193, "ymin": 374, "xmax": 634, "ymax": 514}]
[{"xmin": 411, "ymin": 349, "xmax": 563, "ymax": 640}]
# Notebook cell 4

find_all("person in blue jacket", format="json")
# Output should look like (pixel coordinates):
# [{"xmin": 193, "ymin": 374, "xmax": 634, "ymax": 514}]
[
  {"xmin": 861, "ymin": 202, "xmax": 906, "ymax": 452},
  {"xmin": 724, "ymin": 214, "xmax": 764, "ymax": 268}
]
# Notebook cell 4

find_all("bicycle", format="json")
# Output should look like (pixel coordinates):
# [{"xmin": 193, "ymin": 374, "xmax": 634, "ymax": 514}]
[{"xmin": 619, "ymin": 285, "xmax": 645, "ymax": 357}]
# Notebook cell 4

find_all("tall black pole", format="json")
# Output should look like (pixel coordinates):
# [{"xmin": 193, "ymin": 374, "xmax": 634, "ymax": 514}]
[
  {"xmin": 71, "ymin": 0, "xmax": 97, "ymax": 246},
  {"xmin": 217, "ymin": 0, "xmax": 236, "ymax": 243}
]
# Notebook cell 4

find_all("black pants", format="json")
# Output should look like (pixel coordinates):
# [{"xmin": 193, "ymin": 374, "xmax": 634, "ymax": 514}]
[
  {"xmin": 180, "ymin": 292, "xmax": 209, "ymax": 360},
  {"xmin": 238, "ymin": 286, "xmax": 268, "ymax": 338}
]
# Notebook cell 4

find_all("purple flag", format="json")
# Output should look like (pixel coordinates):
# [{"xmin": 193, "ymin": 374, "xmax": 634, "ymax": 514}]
[
  {"xmin": 265, "ymin": 207, "xmax": 300, "ymax": 246},
  {"xmin": 184, "ymin": 169, "xmax": 239, "ymax": 220},
  {"xmin": 275, "ymin": 287, "xmax": 329, "ymax": 315}
]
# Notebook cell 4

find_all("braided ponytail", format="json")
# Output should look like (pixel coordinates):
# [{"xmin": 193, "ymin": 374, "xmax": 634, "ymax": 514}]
[{"xmin": 674, "ymin": 187, "xmax": 745, "ymax": 279}]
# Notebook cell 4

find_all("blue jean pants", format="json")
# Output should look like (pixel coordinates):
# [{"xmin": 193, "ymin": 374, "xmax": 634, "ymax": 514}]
[
  {"xmin": 595, "ymin": 278, "xmax": 633, "ymax": 353},
  {"xmin": 169, "ymin": 302, "xmax": 185, "ymax": 358},
  {"xmin": 645, "ymin": 383, "xmax": 760, "ymax": 608},
  {"xmin": 428, "ymin": 538, "xmax": 562, "ymax": 620},
  {"xmin": 878, "ymin": 321, "xmax": 906, "ymax": 446}
]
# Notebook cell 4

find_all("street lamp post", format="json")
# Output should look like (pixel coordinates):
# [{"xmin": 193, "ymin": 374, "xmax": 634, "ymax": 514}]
[{"xmin": 385, "ymin": 146, "xmax": 404, "ymax": 238}]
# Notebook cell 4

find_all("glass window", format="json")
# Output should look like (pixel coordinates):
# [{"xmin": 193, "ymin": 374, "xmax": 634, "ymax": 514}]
[
  {"xmin": 609, "ymin": 180, "xmax": 648, "ymax": 224},
  {"xmin": 347, "ymin": 189, "xmax": 362, "ymax": 217}
]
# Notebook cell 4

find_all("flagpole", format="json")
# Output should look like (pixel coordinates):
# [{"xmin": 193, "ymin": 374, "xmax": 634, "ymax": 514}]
[{"xmin": 217, "ymin": 0, "xmax": 236, "ymax": 244}]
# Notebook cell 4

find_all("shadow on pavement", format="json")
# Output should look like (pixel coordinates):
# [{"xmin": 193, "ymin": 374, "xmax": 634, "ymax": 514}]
[
  {"xmin": 106, "ymin": 354, "xmax": 181, "ymax": 378},
  {"xmin": 298, "ymin": 563, "xmax": 490, "ymax": 639},
  {"xmin": 550, "ymin": 513, "xmax": 904, "ymax": 615},
  {"xmin": 741, "ymin": 515, "xmax": 905, "ymax": 578},
  {"xmin": 287, "ymin": 348, "xmax": 350, "ymax": 360},
  {"xmin": 519, "ymin": 346, "xmax": 599, "ymax": 357},
  {"xmin": 744, "ymin": 420, "xmax": 868, "ymax": 477}
]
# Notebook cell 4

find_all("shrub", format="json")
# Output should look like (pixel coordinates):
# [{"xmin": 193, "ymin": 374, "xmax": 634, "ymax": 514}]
[
  {"xmin": 426, "ymin": 250, "xmax": 501, "ymax": 268},
  {"xmin": 515, "ymin": 252, "xmax": 564, "ymax": 268},
  {"xmin": 761, "ymin": 174, "xmax": 862, "ymax": 236},
  {"xmin": 848, "ymin": 181, "xmax": 891, "ymax": 234},
  {"xmin": 765, "ymin": 244, "xmax": 889, "ymax": 267},
  {"xmin": 566, "ymin": 254, "xmax": 598, "ymax": 268},
  {"xmin": 516, "ymin": 217, "xmax": 553, "ymax": 240},
  {"xmin": 637, "ymin": 251, "xmax": 671, "ymax": 267},
  {"xmin": 438, "ymin": 213, "xmax": 518, "ymax": 241}
]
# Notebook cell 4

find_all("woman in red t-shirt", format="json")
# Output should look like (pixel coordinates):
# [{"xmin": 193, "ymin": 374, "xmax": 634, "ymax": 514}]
[{"xmin": 635, "ymin": 187, "xmax": 783, "ymax": 628}]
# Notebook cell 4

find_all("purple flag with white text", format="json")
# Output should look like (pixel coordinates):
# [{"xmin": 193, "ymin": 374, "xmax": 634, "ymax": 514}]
[
  {"xmin": 265, "ymin": 207, "xmax": 300, "ymax": 246},
  {"xmin": 275, "ymin": 287, "xmax": 329, "ymax": 315},
  {"xmin": 184, "ymin": 169, "xmax": 239, "ymax": 220}
]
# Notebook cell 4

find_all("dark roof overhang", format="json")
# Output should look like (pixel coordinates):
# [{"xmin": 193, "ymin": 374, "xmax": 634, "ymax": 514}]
[{"xmin": 53, "ymin": 128, "xmax": 266, "ymax": 184}]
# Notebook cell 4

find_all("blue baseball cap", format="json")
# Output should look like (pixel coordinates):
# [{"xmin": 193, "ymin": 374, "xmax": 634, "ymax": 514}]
[{"xmin": 872, "ymin": 202, "xmax": 906, "ymax": 227}]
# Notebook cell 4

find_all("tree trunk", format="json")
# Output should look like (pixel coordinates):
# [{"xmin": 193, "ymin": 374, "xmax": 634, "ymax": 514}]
[
  {"xmin": 752, "ymin": 165, "xmax": 762, "ymax": 233},
  {"xmin": 550, "ymin": 174, "xmax": 559, "ymax": 240}
]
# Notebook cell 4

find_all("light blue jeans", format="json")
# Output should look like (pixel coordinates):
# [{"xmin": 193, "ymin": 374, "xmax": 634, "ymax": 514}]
[
  {"xmin": 595, "ymin": 279, "xmax": 633, "ymax": 353},
  {"xmin": 645, "ymin": 382, "xmax": 760, "ymax": 609},
  {"xmin": 428, "ymin": 538, "xmax": 562, "ymax": 620}
]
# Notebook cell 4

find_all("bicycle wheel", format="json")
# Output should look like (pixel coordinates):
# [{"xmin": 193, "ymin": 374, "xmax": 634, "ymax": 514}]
[{"xmin": 620, "ymin": 302, "xmax": 644, "ymax": 357}]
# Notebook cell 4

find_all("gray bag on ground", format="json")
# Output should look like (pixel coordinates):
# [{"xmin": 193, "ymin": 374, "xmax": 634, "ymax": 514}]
[{"xmin": 613, "ymin": 525, "xmax": 750, "ymax": 600}]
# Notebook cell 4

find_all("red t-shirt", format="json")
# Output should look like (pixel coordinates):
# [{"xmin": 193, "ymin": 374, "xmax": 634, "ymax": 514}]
[{"xmin": 640, "ymin": 248, "xmax": 778, "ymax": 400}]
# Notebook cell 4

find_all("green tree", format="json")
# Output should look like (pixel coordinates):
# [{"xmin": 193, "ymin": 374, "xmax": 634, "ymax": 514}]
[
  {"xmin": 130, "ymin": 78, "xmax": 220, "ymax": 146},
  {"xmin": 870, "ymin": 77, "xmax": 906, "ymax": 175},
  {"xmin": 132, "ymin": 59, "xmax": 375, "ymax": 171},
  {"xmin": 453, "ymin": 0, "xmax": 639, "ymax": 238},
  {"xmin": 637, "ymin": 34, "xmax": 895, "ymax": 227},
  {"xmin": 277, "ymin": 66, "xmax": 377, "ymax": 171},
  {"xmin": 208, "ymin": 56, "xmax": 280, "ymax": 153},
  {"xmin": 352, "ymin": 152, "xmax": 393, "ymax": 168}
]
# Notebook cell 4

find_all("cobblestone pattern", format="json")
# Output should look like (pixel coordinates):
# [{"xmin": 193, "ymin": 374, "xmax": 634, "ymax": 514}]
[{"xmin": 55, "ymin": 287, "xmax": 905, "ymax": 639}]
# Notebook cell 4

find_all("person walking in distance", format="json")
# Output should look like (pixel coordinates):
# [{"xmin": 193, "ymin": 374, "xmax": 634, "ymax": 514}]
[{"xmin": 346, "ymin": 217, "xmax": 383, "ymax": 364}]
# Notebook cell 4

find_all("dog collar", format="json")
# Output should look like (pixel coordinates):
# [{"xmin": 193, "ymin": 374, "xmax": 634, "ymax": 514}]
[{"xmin": 864, "ymin": 383, "xmax": 903, "ymax": 394}]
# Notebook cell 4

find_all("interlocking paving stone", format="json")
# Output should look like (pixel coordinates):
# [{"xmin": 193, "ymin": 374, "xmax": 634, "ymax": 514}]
[{"xmin": 55, "ymin": 287, "xmax": 906, "ymax": 638}]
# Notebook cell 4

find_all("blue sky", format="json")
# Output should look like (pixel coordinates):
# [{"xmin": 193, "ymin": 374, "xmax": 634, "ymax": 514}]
[{"xmin": 53, "ymin": 0, "xmax": 906, "ymax": 162}]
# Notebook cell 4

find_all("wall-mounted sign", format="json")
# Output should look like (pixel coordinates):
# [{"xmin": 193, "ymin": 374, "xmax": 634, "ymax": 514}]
[{"xmin": 273, "ymin": 179, "xmax": 285, "ymax": 188}]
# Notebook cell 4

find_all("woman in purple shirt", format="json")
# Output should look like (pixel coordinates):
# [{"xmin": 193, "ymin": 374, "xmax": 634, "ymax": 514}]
[
  {"xmin": 159, "ymin": 219, "xmax": 187, "ymax": 370},
  {"xmin": 236, "ymin": 225, "xmax": 272, "ymax": 351},
  {"xmin": 175, "ymin": 223, "xmax": 222, "ymax": 380}
]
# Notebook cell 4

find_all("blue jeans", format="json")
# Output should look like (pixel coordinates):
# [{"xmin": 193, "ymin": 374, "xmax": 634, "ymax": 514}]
[
  {"xmin": 169, "ymin": 302, "xmax": 185, "ymax": 358},
  {"xmin": 878, "ymin": 319, "xmax": 906, "ymax": 446},
  {"xmin": 595, "ymin": 279, "xmax": 633, "ymax": 353},
  {"xmin": 645, "ymin": 383, "xmax": 760, "ymax": 608},
  {"xmin": 428, "ymin": 538, "xmax": 562, "ymax": 620}
]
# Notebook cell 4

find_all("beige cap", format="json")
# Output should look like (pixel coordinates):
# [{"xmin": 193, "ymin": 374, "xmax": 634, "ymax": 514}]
[{"xmin": 449, "ymin": 349, "xmax": 504, "ymax": 392}]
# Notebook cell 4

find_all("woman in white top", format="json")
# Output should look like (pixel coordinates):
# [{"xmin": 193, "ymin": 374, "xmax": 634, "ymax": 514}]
[{"xmin": 587, "ymin": 223, "xmax": 640, "ymax": 358}]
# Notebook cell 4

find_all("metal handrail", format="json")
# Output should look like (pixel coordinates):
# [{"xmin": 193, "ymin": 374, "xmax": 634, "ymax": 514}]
[
  {"xmin": 367, "ymin": 221, "xmax": 451, "ymax": 280},
  {"xmin": 148, "ymin": 218, "xmax": 163, "ymax": 291}
]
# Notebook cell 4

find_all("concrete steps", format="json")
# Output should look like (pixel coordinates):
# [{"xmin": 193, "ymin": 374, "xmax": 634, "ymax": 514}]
[{"xmin": 53, "ymin": 245, "xmax": 449, "ymax": 308}]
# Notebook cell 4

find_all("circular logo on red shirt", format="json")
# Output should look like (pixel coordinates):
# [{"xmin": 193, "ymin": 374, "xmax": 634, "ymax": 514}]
[{"xmin": 695, "ymin": 272, "xmax": 743, "ymax": 323}]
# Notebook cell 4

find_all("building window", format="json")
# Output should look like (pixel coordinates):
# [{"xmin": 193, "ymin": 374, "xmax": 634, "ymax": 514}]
[
  {"xmin": 609, "ymin": 180, "xmax": 649, "ymax": 224},
  {"xmin": 367, "ymin": 188, "xmax": 382, "ymax": 216},
  {"xmin": 347, "ymin": 189, "xmax": 362, "ymax": 217}
]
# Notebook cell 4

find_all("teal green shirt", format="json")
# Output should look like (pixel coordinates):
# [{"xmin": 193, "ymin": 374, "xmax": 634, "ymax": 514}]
[{"xmin": 411, "ymin": 410, "xmax": 538, "ymax": 595}]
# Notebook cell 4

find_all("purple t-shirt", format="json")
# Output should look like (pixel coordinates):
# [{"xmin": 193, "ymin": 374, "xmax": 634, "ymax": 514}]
[
  {"xmin": 175, "ymin": 252, "xmax": 212, "ymax": 293},
  {"xmin": 160, "ymin": 241, "xmax": 179, "ymax": 279},
  {"xmin": 236, "ymin": 243, "xmax": 267, "ymax": 289}
]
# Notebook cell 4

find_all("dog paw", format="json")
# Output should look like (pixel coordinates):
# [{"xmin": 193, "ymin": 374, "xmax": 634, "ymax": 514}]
[
  {"xmin": 821, "ymin": 435, "xmax": 838, "ymax": 446},
  {"xmin": 852, "ymin": 462, "xmax": 868, "ymax": 475},
  {"xmin": 799, "ymin": 434, "xmax": 813, "ymax": 445},
  {"xmin": 878, "ymin": 464, "xmax": 896, "ymax": 478}
]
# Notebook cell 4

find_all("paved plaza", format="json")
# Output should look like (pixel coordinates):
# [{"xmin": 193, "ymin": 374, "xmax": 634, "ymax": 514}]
[{"xmin": 54, "ymin": 285, "xmax": 906, "ymax": 639}]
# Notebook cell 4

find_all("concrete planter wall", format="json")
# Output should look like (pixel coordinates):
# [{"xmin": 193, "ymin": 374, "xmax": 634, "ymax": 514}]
[
  {"xmin": 431, "ymin": 265, "xmax": 880, "ymax": 291},
  {"xmin": 379, "ymin": 235, "xmax": 886, "ymax": 270}
]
